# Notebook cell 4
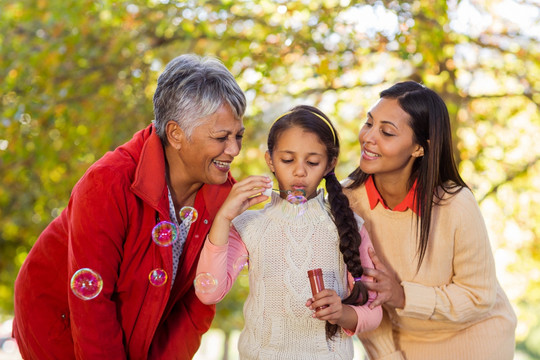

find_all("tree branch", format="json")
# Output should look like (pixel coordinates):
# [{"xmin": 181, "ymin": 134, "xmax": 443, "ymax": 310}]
[{"xmin": 478, "ymin": 155, "xmax": 540, "ymax": 203}]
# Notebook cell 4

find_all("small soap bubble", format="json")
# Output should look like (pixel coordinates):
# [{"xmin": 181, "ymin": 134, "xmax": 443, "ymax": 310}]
[
  {"xmin": 152, "ymin": 221, "xmax": 178, "ymax": 246},
  {"xmin": 179, "ymin": 206, "xmax": 198, "ymax": 224},
  {"xmin": 71, "ymin": 268, "xmax": 103, "ymax": 300},
  {"xmin": 194, "ymin": 273, "xmax": 218, "ymax": 294},
  {"xmin": 149, "ymin": 268, "xmax": 168, "ymax": 287},
  {"xmin": 233, "ymin": 255, "xmax": 249, "ymax": 275},
  {"xmin": 286, "ymin": 191, "xmax": 307, "ymax": 205},
  {"xmin": 290, "ymin": 189, "xmax": 306, "ymax": 197}
]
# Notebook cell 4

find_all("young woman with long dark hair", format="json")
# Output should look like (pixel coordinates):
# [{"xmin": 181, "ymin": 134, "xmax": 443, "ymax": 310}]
[{"xmin": 344, "ymin": 81, "xmax": 516, "ymax": 360}]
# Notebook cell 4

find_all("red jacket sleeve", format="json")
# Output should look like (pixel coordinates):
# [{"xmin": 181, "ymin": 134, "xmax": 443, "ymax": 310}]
[{"xmin": 67, "ymin": 165, "xmax": 128, "ymax": 359}]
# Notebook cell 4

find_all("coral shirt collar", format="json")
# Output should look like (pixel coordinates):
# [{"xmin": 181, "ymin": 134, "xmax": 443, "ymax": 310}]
[{"xmin": 365, "ymin": 175, "xmax": 419, "ymax": 214}]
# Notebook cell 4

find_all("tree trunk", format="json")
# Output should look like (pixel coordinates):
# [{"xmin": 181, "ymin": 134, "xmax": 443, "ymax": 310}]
[{"xmin": 222, "ymin": 331, "xmax": 230, "ymax": 360}]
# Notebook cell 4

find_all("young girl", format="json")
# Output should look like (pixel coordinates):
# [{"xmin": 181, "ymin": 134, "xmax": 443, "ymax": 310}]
[
  {"xmin": 195, "ymin": 105, "xmax": 382, "ymax": 359},
  {"xmin": 343, "ymin": 81, "xmax": 517, "ymax": 359}
]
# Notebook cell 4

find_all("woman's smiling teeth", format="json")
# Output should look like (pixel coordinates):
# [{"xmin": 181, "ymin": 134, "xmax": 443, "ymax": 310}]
[
  {"xmin": 213, "ymin": 159, "xmax": 231, "ymax": 170},
  {"xmin": 364, "ymin": 149, "xmax": 380, "ymax": 157}
]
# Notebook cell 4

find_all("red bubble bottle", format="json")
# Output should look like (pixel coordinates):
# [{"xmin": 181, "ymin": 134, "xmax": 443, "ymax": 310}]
[{"xmin": 308, "ymin": 268, "xmax": 328, "ymax": 311}]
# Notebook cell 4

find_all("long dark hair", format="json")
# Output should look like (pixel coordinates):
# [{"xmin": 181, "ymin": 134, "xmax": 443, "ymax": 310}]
[
  {"xmin": 347, "ymin": 81, "xmax": 468, "ymax": 269},
  {"xmin": 268, "ymin": 105, "xmax": 368, "ymax": 339}
]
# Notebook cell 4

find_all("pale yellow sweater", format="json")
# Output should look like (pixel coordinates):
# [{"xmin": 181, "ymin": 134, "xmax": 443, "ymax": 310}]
[{"xmin": 343, "ymin": 183, "xmax": 517, "ymax": 360}]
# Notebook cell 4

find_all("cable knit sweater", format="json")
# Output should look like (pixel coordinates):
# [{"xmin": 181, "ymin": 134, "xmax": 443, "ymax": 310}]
[
  {"xmin": 196, "ymin": 190, "xmax": 382, "ymax": 360},
  {"xmin": 343, "ymin": 181, "xmax": 517, "ymax": 360}
]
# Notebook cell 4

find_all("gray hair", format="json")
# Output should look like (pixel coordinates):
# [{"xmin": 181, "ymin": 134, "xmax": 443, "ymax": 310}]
[{"xmin": 153, "ymin": 54, "xmax": 246, "ymax": 142}]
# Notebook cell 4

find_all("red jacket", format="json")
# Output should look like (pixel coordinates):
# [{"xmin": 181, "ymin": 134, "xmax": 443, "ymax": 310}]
[{"xmin": 13, "ymin": 124, "xmax": 234, "ymax": 359}]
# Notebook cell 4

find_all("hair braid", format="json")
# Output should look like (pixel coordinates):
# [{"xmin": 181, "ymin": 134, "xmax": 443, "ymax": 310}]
[{"xmin": 324, "ymin": 172, "xmax": 369, "ymax": 340}]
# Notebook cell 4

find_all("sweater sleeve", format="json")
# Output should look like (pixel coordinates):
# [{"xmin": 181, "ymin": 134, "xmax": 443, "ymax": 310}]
[
  {"xmin": 195, "ymin": 226, "xmax": 248, "ymax": 304},
  {"xmin": 396, "ymin": 189, "xmax": 498, "ymax": 322},
  {"xmin": 357, "ymin": 309, "xmax": 405, "ymax": 360},
  {"xmin": 343, "ymin": 225, "xmax": 383, "ymax": 336}
]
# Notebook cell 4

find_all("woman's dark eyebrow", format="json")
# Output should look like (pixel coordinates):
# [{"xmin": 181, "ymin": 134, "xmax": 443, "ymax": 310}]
[{"xmin": 367, "ymin": 111, "xmax": 398, "ymax": 129}]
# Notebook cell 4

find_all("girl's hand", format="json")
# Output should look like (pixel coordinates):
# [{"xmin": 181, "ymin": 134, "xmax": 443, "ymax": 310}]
[
  {"xmin": 305, "ymin": 289, "xmax": 344, "ymax": 325},
  {"xmin": 209, "ymin": 175, "xmax": 271, "ymax": 246},
  {"xmin": 217, "ymin": 175, "xmax": 272, "ymax": 222},
  {"xmin": 363, "ymin": 247, "xmax": 405, "ymax": 309}
]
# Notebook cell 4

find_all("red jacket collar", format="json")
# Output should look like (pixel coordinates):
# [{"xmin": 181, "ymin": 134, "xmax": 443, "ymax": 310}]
[
  {"xmin": 366, "ymin": 175, "xmax": 418, "ymax": 214},
  {"xmin": 130, "ymin": 125, "xmax": 168, "ymax": 213}
]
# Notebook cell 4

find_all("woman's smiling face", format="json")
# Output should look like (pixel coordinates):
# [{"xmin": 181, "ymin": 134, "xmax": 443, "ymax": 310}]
[
  {"xmin": 358, "ymin": 98, "xmax": 423, "ymax": 182},
  {"xmin": 174, "ymin": 103, "xmax": 245, "ymax": 186}
]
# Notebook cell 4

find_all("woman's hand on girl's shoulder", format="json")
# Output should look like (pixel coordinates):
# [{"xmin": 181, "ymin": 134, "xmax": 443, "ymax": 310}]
[{"xmin": 363, "ymin": 247, "xmax": 406, "ymax": 309}]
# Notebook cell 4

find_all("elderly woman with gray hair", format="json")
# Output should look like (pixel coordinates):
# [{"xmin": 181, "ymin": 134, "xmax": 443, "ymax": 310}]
[{"xmin": 13, "ymin": 54, "xmax": 246, "ymax": 359}]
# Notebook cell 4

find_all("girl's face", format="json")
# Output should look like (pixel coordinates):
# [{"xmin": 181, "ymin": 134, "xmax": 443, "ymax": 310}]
[
  {"xmin": 358, "ymin": 98, "xmax": 424, "ymax": 184},
  {"xmin": 265, "ymin": 126, "xmax": 336, "ymax": 200}
]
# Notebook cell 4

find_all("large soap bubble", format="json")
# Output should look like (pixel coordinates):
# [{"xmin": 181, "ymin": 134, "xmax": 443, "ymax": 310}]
[
  {"xmin": 194, "ymin": 273, "xmax": 218, "ymax": 294},
  {"xmin": 149, "ymin": 268, "xmax": 168, "ymax": 287},
  {"xmin": 71, "ymin": 268, "xmax": 103, "ymax": 300},
  {"xmin": 152, "ymin": 221, "xmax": 178, "ymax": 246}
]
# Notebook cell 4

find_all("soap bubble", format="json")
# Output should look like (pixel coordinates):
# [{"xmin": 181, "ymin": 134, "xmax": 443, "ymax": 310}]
[
  {"xmin": 284, "ymin": 189, "xmax": 307, "ymax": 216},
  {"xmin": 286, "ymin": 189, "xmax": 307, "ymax": 205},
  {"xmin": 179, "ymin": 206, "xmax": 198, "ymax": 224},
  {"xmin": 233, "ymin": 255, "xmax": 249, "ymax": 273},
  {"xmin": 194, "ymin": 272, "xmax": 218, "ymax": 294},
  {"xmin": 152, "ymin": 221, "xmax": 178, "ymax": 246},
  {"xmin": 291, "ymin": 189, "xmax": 306, "ymax": 197},
  {"xmin": 296, "ymin": 205, "xmax": 307, "ymax": 217},
  {"xmin": 71, "ymin": 268, "xmax": 103, "ymax": 300},
  {"xmin": 149, "ymin": 268, "xmax": 168, "ymax": 287}
]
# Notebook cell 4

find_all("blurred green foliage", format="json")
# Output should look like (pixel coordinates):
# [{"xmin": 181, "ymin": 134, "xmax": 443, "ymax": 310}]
[{"xmin": 1, "ymin": 0, "xmax": 539, "ymax": 358}]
